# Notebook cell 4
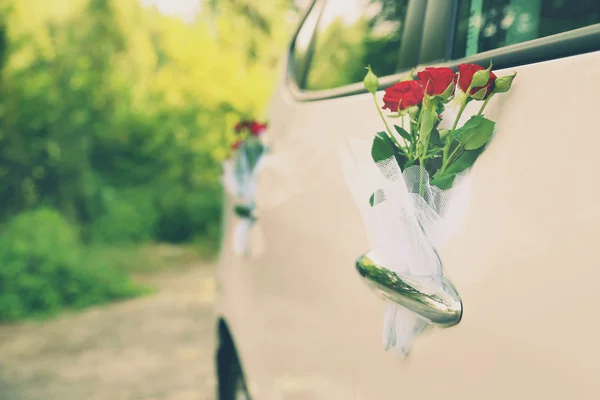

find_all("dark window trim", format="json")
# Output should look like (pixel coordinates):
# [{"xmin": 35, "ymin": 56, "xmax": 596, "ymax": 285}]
[
  {"xmin": 286, "ymin": 0, "xmax": 600, "ymax": 102},
  {"xmin": 428, "ymin": 24, "xmax": 600, "ymax": 72}
]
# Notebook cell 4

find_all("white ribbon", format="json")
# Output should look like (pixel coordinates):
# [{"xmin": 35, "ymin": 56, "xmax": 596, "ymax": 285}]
[{"xmin": 340, "ymin": 138, "xmax": 471, "ymax": 356}]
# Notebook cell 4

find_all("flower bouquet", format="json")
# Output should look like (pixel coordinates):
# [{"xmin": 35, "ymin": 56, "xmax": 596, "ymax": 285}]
[
  {"xmin": 340, "ymin": 63, "xmax": 515, "ymax": 355},
  {"xmin": 222, "ymin": 120, "xmax": 268, "ymax": 255}
]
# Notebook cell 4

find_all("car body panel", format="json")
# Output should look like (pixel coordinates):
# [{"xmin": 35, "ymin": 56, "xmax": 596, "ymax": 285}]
[{"xmin": 216, "ymin": 14, "xmax": 600, "ymax": 400}]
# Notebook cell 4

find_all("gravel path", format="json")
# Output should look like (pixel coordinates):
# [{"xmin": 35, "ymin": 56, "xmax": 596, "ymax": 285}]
[{"xmin": 0, "ymin": 263, "xmax": 217, "ymax": 400}]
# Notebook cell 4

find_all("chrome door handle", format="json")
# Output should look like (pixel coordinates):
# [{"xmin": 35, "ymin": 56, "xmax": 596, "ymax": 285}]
[{"xmin": 356, "ymin": 254, "xmax": 462, "ymax": 327}]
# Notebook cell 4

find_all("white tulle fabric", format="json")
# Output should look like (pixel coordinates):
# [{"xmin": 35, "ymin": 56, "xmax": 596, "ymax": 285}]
[
  {"xmin": 222, "ymin": 150, "xmax": 266, "ymax": 256},
  {"xmin": 340, "ymin": 138, "xmax": 472, "ymax": 356}
]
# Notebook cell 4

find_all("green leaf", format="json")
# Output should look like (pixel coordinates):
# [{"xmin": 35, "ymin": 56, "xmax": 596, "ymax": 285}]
[
  {"xmin": 234, "ymin": 204, "xmax": 255, "ymax": 219},
  {"xmin": 371, "ymin": 131, "xmax": 408, "ymax": 171},
  {"xmin": 371, "ymin": 131, "xmax": 396, "ymax": 163},
  {"xmin": 444, "ymin": 147, "xmax": 484, "ymax": 175},
  {"xmin": 429, "ymin": 129, "xmax": 441, "ymax": 147},
  {"xmin": 452, "ymin": 115, "xmax": 495, "ymax": 150},
  {"xmin": 430, "ymin": 147, "xmax": 485, "ymax": 190},
  {"xmin": 430, "ymin": 173, "xmax": 457, "ymax": 190},
  {"xmin": 403, "ymin": 158, "xmax": 418, "ymax": 168},
  {"xmin": 369, "ymin": 189, "xmax": 385, "ymax": 207},
  {"xmin": 426, "ymin": 156, "xmax": 443, "ymax": 177},
  {"xmin": 393, "ymin": 125, "xmax": 411, "ymax": 142},
  {"xmin": 427, "ymin": 147, "xmax": 443, "ymax": 156},
  {"xmin": 435, "ymin": 102, "xmax": 445, "ymax": 118}
]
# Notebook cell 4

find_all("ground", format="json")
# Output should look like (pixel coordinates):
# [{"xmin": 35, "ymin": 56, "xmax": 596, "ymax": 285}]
[{"xmin": 0, "ymin": 261, "xmax": 217, "ymax": 400}]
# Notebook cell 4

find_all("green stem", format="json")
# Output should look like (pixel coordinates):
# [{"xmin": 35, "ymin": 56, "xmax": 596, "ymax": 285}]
[
  {"xmin": 440, "ymin": 138, "xmax": 467, "ymax": 174},
  {"xmin": 450, "ymin": 101, "xmax": 467, "ymax": 133},
  {"xmin": 413, "ymin": 103, "xmax": 427, "ymax": 163},
  {"xmin": 401, "ymin": 116, "xmax": 413, "ymax": 157},
  {"xmin": 449, "ymin": 146, "xmax": 461, "ymax": 162},
  {"xmin": 373, "ymin": 93, "xmax": 408, "ymax": 156},
  {"xmin": 441, "ymin": 101, "xmax": 467, "ymax": 173},
  {"xmin": 409, "ymin": 121, "xmax": 417, "ymax": 154},
  {"xmin": 416, "ymin": 103, "xmax": 425, "ymax": 140},
  {"xmin": 419, "ymin": 164, "xmax": 425, "ymax": 197},
  {"xmin": 416, "ymin": 103, "xmax": 432, "ymax": 197},
  {"xmin": 418, "ymin": 130, "xmax": 432, "ymax": 197},
  {"xmin": 477, "ymin": 94, "xmax": 493, "ymax": 116}
]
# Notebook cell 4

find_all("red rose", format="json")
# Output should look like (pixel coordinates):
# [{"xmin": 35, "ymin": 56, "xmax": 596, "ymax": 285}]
[
  {"xmin": 458, "ymin": 64, "xmax": 497, "ymax": 99},
  {"xmin": 248, "ymin": 121, "xmax": 267, "ymax": 136},
  {"xmin": 382, "ymin": 80, "xmax": 424, "ymax": 112},
  {"xmin": 231, "ymin": 139, "xmax": 243, "ymax": 150},
  {"xmin": 416, "ymin": 67, "xmax": 456, "ymax": 96}
]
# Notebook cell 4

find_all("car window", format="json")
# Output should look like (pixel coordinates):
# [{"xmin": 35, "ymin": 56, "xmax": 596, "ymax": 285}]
[
  {"xmin": 302, "ymin": 0, "xmax": 410, "ymax": 91},
  {"xmin": 453, "ymin": 0, "xmax": 600, "ymax": 59}
]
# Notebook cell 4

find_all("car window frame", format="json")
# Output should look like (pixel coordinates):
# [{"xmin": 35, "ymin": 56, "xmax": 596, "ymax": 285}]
[
  {"xmin": 288, "ymin": 0, "xmax": 326, "ymax": 90},
  {"xmin": 287, "ymin": 0, "xmax": 427, "ymax": 101},
  {"xmin": 286, "ymin": 0, "xmax": 600, "ymax": 102}
]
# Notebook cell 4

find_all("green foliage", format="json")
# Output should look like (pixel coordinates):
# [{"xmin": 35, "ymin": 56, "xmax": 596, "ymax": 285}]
[
  {"xmin": 0, "ymin": 209, "xmax": 146, "ymax": 321},
  {"xmin": 372, "ymin": 117, "xmax": 493, "ymax": 191},
  {"xmin": 452, "ymin": 115, "xmax": 496, "ymax": 150},
  {"xmin": 89, "ymin": 188, "xmax": 158, "ymax": 244},
  {"xmin": 85, "ymin": 242, "xmax": 214, "ymax": 275},
  {"xmin": 372, "ymin": 131, "xmax": 406, "ymax": 167},
  {"xmin": 430, "ymin": 148, "xmax": 484, "ymax": 189},
  {"xmin": 0, "ymin": 0, "xmax": 293, "ymax": 319},
  {"xmin": 154, "ymin": 184, "xmax": 222, "ymax": 244},
  {"xmin": 233, "ymin": 204, "xmax": 254, "ymax": 219},
  {"xmin": 427, "ymin": 115, "xmax": 494, "ymax": 189},
  {"xmin": 0, "ymin": 0, "xmax": 292, "ymax": 245},
  {"xmin": 394, "ymin": 125, "xmax": 411, "ymax": 142}
]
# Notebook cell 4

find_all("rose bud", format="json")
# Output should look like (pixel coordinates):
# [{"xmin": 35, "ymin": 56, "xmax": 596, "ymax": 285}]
[
  {"xmin": 408, "ymin": 105, "xmax": 420, "ymax": 119},
  {"xmin": 363, "ymin": 65, "xmax": 379, "ymax": 94},
  {"xmin": 458, "ymin": 63, "xmax": 497, "ymax": 100},
  {"xmin": 416, "ymin": 67, "xmax": 456, "ymax": 99},
  {"xmin": 382, "ymin": 80, "xmax": 424, "ymax": 113},
  {"xmin": 493, "ymin": 72, "xmax": 517, "ymax": 93},
  {"xmin": 470, "ymin": 64, "xmax": 492, "ymax": 88}
]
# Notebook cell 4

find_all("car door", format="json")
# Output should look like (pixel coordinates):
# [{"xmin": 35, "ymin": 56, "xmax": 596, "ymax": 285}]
[
  {"xmin": 350, "ymin": 1, "xmax": 600, "ymax": 399},
  {"xmin": 247, "ymin": 0, "xmax": 600, "ymax": 399}
]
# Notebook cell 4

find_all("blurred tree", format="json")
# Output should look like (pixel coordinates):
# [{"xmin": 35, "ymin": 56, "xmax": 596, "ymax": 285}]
[
  {"xmin": 0, "ymin": 0, "xmax": 296, "ymax": 243},
  {"xmin": 0, "ymin": 0, "xmax": 298, "ymax": 319}
]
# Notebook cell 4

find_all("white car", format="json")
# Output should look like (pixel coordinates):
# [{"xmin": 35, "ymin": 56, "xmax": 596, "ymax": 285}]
[{"xmin": 215, "ymin": 0, "xmax": 600, "ymax": 399}]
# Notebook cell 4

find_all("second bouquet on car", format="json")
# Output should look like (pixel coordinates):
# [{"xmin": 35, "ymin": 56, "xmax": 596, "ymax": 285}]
[{"xmin": 222, "ymin": 119, "xmax": 268, "ymax": 255}]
